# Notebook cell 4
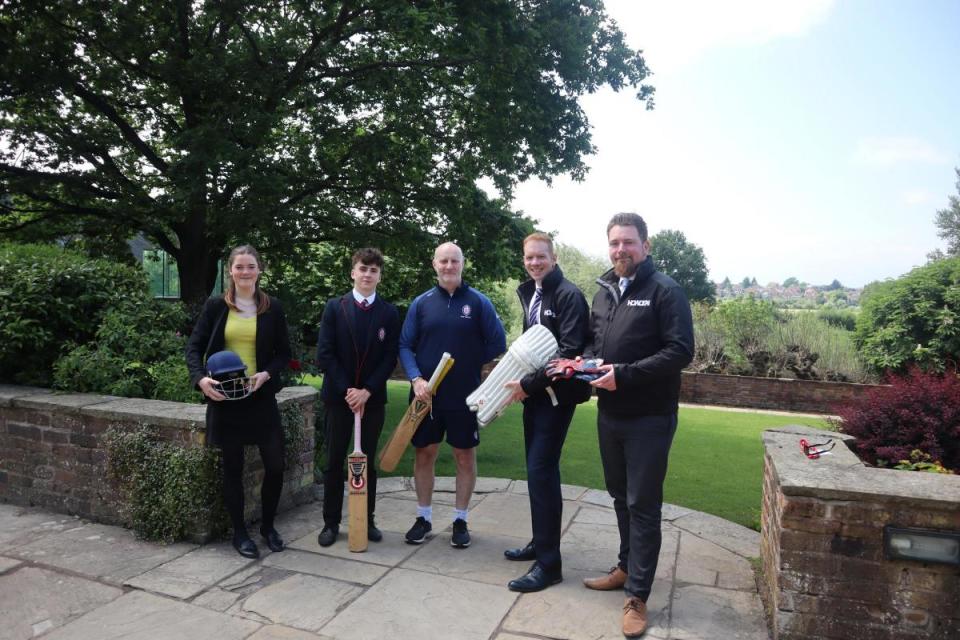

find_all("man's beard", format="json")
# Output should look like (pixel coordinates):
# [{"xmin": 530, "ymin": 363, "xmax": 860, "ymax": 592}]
[{"xmin": 613, "ymin": 256, "xmax": 637, "ymax": 278}]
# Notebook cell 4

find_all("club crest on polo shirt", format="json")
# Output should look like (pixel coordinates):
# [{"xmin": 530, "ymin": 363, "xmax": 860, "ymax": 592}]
[
  {"xmin": 461, "ymin": 304, "xmax": 472, "ymax": 318},
  {"xmin": 378, "ymin": 327, "xmax": 386, "ymax": 342},
  {"xmin": 627, "ymin": 299, "xmax": 652, "ymax": 307}
]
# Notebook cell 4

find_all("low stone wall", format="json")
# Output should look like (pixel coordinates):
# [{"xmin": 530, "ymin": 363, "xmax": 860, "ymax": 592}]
[
  {"xmin": 680, "ymin": 371, "xmax": 880, "ymax": 413},
  {"xmin": 761, "ymin": 425, "xmax": 960, "ymax": 639},
  {"xmin": 0, "ymin": 384, "xmax": 317, "ymax": 541}
]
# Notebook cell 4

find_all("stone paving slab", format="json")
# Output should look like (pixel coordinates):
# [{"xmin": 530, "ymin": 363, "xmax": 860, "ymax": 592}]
[
  {"xmin": 42, "ymin": 590, "xmax": 260, "ymax": 640},
  {"xmin": 124, "ymin": 542, "xmax": 256, "ymax": 599},
  {"xmin": 672, "ymin": 510, "xmax": 761, "ymax": 558},
  {"xmin": 320, "ymin": 567, "xmax": 517, "ymax": 640},
  {"xmin": 432, "ymin": 476, "xmax": 512, "ymax": 493},
  {"xmin": 572, "ymin": 505, "xmax": 618, "ymax": 526},
  {"xmin": 400, "ymin": 531, "xmax": 530, "ymax": 586},
  {"xmin": 676, "ymin": 532, "xmax": 757, "ymax": 591},
  {"xmin": 375, "ymin": 489, "xmax": 483, "ymax": 507},
  {"xmin": 375, "ymin": 476, "xmax": 410, "ymax": 493},
  {"xmin": 581, "ymin": 488, "xmax": 614, "ymax": 508},
  {"xmin": 0, "ymin": 566, "xmax": 122, "ymax": 640},
  {"xmin": 10, "ymin": 522, "xmax": 195, "ymax": 584},
  {"xmin": 241, "ymin": 573, "xmax": 364, "ymax": 632},
  {"xmin": 464, "ymin": 491, "xmax": 576, "ymax": 537},
  {"xmin": 370, "ymin": 495, "xmax": 456, "ymax": 533},
  {"xmin": 262, "ymin": 548, "xmax": 389, "ymax": 585},
  {"xmin": 0, "ymin": 557, "xmax": 22, "ymax": 574},
  {"xmin": 0, "ymin": 505, "xmax": 79, "ymax": 547},
  {"xmin": 670, "ymin": 584, "xmax": 769, "ymax": 639},
  {"xmin": 271, "ymin": 500, "xmax": 326, "ymax": 544},
  {"xmin": 561, "ymin": 521, "xmax": 680, "ymax": 582},
  {"xmin": 249, "ymin": 625, "xmax": 324, "ymax": 640},
  {"xmin": 502, "ymin": 571, "xmax": 671, "ymax": 640},
  {"xmin": 287, "ymin": 527, "xmax": 421, "ymax": 567}
]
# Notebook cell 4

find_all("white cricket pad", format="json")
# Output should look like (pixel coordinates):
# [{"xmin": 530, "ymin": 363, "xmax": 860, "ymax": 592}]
[{"xmin": 465, "ymin": 324, "xmax": 558, "ymax": 427}]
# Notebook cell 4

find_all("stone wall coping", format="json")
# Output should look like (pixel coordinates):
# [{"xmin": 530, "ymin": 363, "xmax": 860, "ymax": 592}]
[
  {"xmin": 2, "ymin": 384, "xmax": 317, "ymax": 431},
  {"xmin": 0, "ymin": 384, "xmax": 52, "ymax": 407},
  {"xmin": 764, "ymin": 426, "xmax": 960, "ymax": 509},
  {"xmin": 684, "ymin": 370, "xmax": 885, "ymax": 389}
]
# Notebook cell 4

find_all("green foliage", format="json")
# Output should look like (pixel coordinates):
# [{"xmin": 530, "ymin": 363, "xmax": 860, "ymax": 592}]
[
  {"xmin": 890, "ymin": 450, "xmax": 954, "ymax": 474},
  {"xmin": 106, "ymin": 426, "xmax": 227, "ymax": 542},
  {"xmin": 53, "ymin": 298, "xmax": 197, "ymax": 402},
  {"xmin": 650, "ymin": 229, "xmax": 715, "ymax": 303},
  {"xmin": 855, "ymin": 257, "xmax": 960, "ymax": 373},
  {"xmin": 279, "ymin": 400, "xmax": 306, "ymax": 472},
  {"xmin": 817, "ymin": 307, "xmax": 858, "ymax": 331},
  {"xmin": 713, "ymin": 297, "xmax": 777, "ymax": 364},
  {"xmin": 765, "ymin": 311, "xmax": 867, "ymax": 382},
  {"xmin": 1, "ymin": 1, "xmax": 651, "ymax": 306},
  {"xmin": 934, "ymin": 167, "xmax": 960, "ymax": 257},
  {"xmin": 0, "ymin": 242, "xmax": 147, "ymax": 385}
]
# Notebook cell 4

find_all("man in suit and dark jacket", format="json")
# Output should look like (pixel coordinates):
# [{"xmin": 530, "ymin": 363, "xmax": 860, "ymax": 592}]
[
  {"xmin": 503, "ymin": 232, "xmax": 592, "ymax": 592},
  {"xmin": 316, "ymin": 247, "xmax": 400, "ymax": 546},
  {"xmin": 582, "ymin": 213, "xmax": 694, "ymax": 638}
]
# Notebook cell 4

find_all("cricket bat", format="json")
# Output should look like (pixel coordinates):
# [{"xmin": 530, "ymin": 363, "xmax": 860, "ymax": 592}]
[
  {"xmin": 347, "ymin": 410, "xmax": 368, "ymax": 552},
  {"xmin": 378, "ymin": 352, "xmax": 455, "ymax": 472}
]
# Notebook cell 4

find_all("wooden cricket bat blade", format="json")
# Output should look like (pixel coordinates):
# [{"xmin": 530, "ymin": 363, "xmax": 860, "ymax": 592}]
[
  {"xmin": 377, "ymin": 353, "xmax": 454, "ymax": 472},
  {"xmin": 347, "ymin": 412, "xmax": 368, "ymax": 552}
]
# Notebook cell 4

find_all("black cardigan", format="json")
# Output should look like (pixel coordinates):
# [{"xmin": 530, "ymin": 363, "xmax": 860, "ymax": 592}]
[{"xmin": 185, "ymin": 295, "xmax": 291, "ymax": 397}]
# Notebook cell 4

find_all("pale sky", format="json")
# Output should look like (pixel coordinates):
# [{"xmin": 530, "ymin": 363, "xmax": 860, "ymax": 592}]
[{"xmin": 498, "ymin": 0, "xmax": 960, "ymax": 288}]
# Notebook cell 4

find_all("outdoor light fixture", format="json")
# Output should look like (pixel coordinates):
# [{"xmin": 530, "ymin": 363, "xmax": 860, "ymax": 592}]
[{"xmin": 883, "ymin": 526, "xmax": 960, "ymax": 566}]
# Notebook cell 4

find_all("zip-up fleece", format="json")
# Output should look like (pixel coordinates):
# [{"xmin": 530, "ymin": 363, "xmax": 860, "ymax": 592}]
[
  {"xmin": 399, "ymin": 283, "xmax": 507, "ymax": 411},
  {"xmin": 586, "ymin": 256, "xmax": 694, "ymax": 416},
  {"xmin": 516, "ymin": 266, "xmax": 592, "ymax": 406}
]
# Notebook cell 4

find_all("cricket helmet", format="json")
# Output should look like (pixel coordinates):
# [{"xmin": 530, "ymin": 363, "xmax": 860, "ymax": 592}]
[{"xmin": 206, "ymin": 350, "xmax": 253, "ymax": 400}]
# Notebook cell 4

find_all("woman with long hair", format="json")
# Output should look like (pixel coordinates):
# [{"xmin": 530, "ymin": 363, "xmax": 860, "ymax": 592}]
[{"xmin": 186, "ymin": 245, "xmax": 291, "ymax": 558}]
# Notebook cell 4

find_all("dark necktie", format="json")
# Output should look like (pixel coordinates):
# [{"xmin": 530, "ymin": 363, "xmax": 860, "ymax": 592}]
[{"xmin": 528, "ymin": 288, "xmax": 542, "ymax": 326}]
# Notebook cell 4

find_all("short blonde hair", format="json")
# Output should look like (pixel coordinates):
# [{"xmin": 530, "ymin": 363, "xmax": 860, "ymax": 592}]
[{"xmin": 522, "ymin": 232, "xmax": 555, "ymax": 255}]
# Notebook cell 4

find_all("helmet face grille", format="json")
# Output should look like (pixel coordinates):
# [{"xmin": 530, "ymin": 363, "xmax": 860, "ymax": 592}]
[{"xmin": 214, "ymin": 375, "xmax": 254, "ymax": 400}]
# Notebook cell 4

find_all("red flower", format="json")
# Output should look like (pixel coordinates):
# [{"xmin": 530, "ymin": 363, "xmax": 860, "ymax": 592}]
[{"xmin": 289, "ymin": 359, "xmax": 302, "ymax": 371}]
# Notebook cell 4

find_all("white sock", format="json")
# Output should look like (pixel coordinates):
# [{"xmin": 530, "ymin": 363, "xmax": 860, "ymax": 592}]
[
  {"xmin": 454, "ymin": 508, "xmax": 468, "ymax": 522},
  {"xmin": 417, "ymin": 505, "xmax": 433, "ymax": 523}
]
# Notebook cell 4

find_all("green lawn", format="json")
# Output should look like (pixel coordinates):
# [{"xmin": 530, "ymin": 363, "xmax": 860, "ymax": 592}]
[{"xmin": 304, "ymin": 377, "xmax": 829, "ymax": 530}]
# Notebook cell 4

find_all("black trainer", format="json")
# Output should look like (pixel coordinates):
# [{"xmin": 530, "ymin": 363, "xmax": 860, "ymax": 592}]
[
  {"xmin": 451, "ymin": 518, "xmax": 471, "ymax": 548},
  {"xmin": 405, "ymin": 517, "xmax": 432, "ymax": 544}
]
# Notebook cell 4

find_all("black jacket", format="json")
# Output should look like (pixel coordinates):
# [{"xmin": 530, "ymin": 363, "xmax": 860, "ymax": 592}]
[
  {"xmin": 185, "ymin": 295, "xmax": 291, "ymax": 397},
  {"xmin": 316, "ymin": 293, "xmax": 400, "ymax": 408},
  {"xmin": 586, "ymin": 256, "xmax": 694, "ymax": 416},
  {"xmin": 517, "ymin": 266, "xmax": 592, "ymax": 406}
]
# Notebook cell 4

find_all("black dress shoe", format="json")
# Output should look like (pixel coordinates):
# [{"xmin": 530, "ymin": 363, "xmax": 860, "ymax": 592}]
[
  {"xmin": 504, "ymin": 541, "xmax": 536, "ymax": 561},
  {"xmin": 232, "ymin": 536, "xmax": 260, "ymax": 559},
  {"xmin": 508, "ymin": 563, "xmax": 562, "ymax": 593},
  {"xmin": 260, "ymin": 527, "xmax": 285, "ymax": 552},
  {"xmin": 318, "ymin": 524, "xmax": 339, "ymax": 547},
  {"xmin": 367, "ymin": 521, "xmax": 383, "ymax": 542}
]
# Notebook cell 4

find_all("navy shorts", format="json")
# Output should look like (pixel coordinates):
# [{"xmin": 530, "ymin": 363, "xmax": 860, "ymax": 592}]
[{"xmin": 411, "ymin": 408, "xmax": 480, "ymax": 450}]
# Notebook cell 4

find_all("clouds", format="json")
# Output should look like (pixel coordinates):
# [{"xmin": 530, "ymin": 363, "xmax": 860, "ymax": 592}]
[
  {"xmin": 606, "ymin": 0, "xmax": 836, "ymax": 74},
  {"xmin": 852, "ymin": 136, "xmax": 953, "ymax": 167}
]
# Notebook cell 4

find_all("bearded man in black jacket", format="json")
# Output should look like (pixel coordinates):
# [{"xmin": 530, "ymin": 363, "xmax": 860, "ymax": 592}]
[
  {"xmin": 581, "ymin": 213, "xmax": 694, "ymax": 638},
  {"xmin": 502, "ymin": 232, "xmax": 592, "ymax": 593}
]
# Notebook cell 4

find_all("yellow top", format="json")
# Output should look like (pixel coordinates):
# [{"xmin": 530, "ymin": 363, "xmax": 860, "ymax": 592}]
[{"xmin": 224, "ymin": 310, "xmax": 257, "ymax": 374}]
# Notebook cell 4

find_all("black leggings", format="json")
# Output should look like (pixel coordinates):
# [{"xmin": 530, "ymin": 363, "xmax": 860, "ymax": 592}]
[{"xmin": 220, "ymin": 426, "xmax": 285, "ymax": 536}]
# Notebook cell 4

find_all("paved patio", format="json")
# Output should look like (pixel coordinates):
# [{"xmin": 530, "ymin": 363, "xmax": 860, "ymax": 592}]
[{"xmin": 0, "ymin": 477, "xmax": 769, "ymax": 639}]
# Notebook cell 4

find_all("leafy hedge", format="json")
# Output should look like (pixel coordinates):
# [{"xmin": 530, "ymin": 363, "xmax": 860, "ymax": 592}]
[
  {"xmin": 52, "ymin": 298, "xmax": 197, "ymax": 402},
  {"xmin": 834, "ymin": 368, "xmax": 960, "ymax": 472},
  {"xmin": 0, "ymin": 243, "xmax": 147, "ymax": 385},
  {"xmin": 855, "ymin": 257, "xmax": 960, "ymax": 373}
]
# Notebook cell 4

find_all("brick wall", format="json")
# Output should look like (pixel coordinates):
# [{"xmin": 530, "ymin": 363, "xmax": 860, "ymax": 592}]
[
  {"xmin": 761, "ymin": 426, "xmax": 960, "ymax": 639},
  {"xmin": 0, "ymin": 385, "xmax": 317, "ymax": 541},
  {"xmin": 680, "ymin": 372, "xmax": 881, "ymax": 414}
]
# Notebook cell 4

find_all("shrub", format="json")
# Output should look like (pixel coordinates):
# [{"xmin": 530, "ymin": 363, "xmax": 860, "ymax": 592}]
[
  {"xmin": 0, "ymin": 243, "xmax": 147, "ymax": 385},
  {"xmin": 833, "ymin": 368, "xmax": 960, "ymax": 472},
  {"xmin": 817, "ymin": 307, "xmax": 858, "ymax": 331},
  {"xmin": 53, "ymin": 298, "xmax": 197, "ymax": 402},
  {"xmin": 766, "ymin": 311, "xmax": 869, "ymax": 382},
  {"xmin": 855, "ymin": 257, "xmax": 960, "ymax": 374}
]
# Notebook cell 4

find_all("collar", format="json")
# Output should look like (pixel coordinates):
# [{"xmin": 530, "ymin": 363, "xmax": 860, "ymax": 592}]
[
  {"xmin": 351, "ymin": 289, "xmax": 377, "ymax": 306},
  {"xmin": 435, "ymin": 281, "xmax": 470, "ymax": 298},
  {"xmin": 518, "ymin": 265, "xmax": 565, "ymax": 297}
]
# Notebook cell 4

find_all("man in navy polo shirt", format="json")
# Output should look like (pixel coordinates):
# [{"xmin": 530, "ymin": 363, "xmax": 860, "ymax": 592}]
[{"xmin": 399, "ymin": 242, "xmax": 506, "ymax": 548}]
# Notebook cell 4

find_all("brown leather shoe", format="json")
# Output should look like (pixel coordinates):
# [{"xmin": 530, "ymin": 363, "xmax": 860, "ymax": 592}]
[
  {"xmin": 582, "ymin": 565, "xmax": 627, "ymax": 590},
  {"xmin": 622, "ymin": 596, "xmax": 648, "ymax": 637}
]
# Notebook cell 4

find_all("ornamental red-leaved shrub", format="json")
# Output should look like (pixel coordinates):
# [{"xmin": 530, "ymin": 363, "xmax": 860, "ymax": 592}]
[{"xmin": 834, "ymin": 367, "xmax": 960, "ymax": 472}]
